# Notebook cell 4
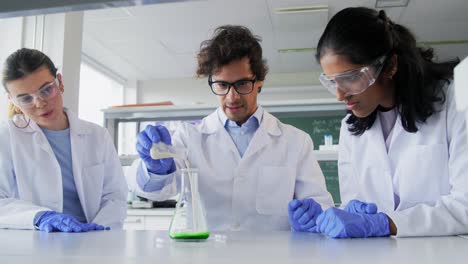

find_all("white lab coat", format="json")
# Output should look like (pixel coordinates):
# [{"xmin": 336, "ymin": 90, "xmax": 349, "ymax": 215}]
[
  {"xmin": 0, "ymin": 109, "xmax": 128, "ymax": 230},
  {"xmin": 339, "ymin": 82, "xmax": 468, "ymax": 237},
  {"xmin": 134, "ymin": 108, "xmax": 334, "ymax": 231}
]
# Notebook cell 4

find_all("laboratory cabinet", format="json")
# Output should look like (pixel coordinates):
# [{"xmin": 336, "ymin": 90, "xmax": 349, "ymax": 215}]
[{"xmin": 124, "ymin": 208, "xmax": 173, "ymax": 230}]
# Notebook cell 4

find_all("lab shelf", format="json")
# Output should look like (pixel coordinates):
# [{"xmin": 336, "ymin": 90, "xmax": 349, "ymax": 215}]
[
  {"xmin": 103, "ymin": 99, "xmax": 345, "ymax": 152},
  {"xmin": 124, "ymin": 208, "xmax": 174, "ymax": 230},
  {"xmin": 313, "ymin": 150, "xmax": 338, "ymax": 161}
]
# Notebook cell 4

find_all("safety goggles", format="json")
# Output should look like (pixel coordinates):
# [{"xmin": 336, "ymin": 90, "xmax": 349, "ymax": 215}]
[
  {"xmin": 10, "ymin": 79, "xmax": 60, "ymax": 108},
  {"xmin": 319, "ymin": 55, "xmax": 387, "ymax": 96}
]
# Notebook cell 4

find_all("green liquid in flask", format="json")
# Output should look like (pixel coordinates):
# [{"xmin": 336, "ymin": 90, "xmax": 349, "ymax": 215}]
[
  {"xmin": 150, "ymin": 144, "xmax": 210, "ymax": 241},
  {"xmin": 168, "ymin": 167, "xmax": 210, "ymax": 241},
  {"xmin": 169, "ymin": 231, "xmax": 210, "ymax": 240}
]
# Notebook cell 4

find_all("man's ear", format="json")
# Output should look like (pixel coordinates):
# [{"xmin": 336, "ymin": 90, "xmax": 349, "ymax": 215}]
[{"xmin": 257, "ymin": 80, "xmax": 264, "ymax": 93}]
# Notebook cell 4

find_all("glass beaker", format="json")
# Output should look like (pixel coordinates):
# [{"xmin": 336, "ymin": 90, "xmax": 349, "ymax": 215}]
[{"xmin": 169, "ymin": 168, "xmax": 210, "ymax": 240}]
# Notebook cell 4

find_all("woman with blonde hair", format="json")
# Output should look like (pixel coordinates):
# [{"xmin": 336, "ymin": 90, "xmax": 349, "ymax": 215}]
[{"xmin": 0, "ymin": 48, "xmax": 128, "ymax": 232}]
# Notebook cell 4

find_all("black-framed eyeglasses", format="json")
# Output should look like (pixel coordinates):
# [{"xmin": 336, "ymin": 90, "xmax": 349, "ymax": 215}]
[{"xmin": 208, "ymin": 76, "xmax": 257, "ymax": 96}]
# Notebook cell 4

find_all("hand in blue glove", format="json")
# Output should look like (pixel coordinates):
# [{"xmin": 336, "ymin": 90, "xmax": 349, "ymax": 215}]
[
  {"xmin": 136, "ymin": 125, "xmax": 176, "ymax": 175},
  {"xmin": 82, "ymin": 222, "xmax": 110, "ymax": 231},
  {"xmin": 35, "ymin": 211, "xmax": 109, "ymax": 233},
  {"xmin": 288, "ymin": 198, "xmax": 323, "ymax": 232},
  {"xmin": 344, "ymin": 199, "xmax": 377, "ymax": 214},
  {"xmin": 316, "ymin": 207, "xmax": 390, "ymax": 238}
]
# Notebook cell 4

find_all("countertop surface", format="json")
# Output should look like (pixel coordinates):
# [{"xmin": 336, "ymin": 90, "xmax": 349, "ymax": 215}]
[{"xmin": 0, "ymin": 229, "xmax": 467, "ymax": 264}]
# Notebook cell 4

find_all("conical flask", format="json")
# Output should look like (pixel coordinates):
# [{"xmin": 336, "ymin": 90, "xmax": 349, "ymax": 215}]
[{"xmin": 169, "ymin": 168, "xmax": 210, "ymax": 240}]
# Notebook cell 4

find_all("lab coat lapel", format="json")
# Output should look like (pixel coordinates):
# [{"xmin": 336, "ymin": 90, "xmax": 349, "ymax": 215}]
[
  {"xmin": 242, "ymin": 112, "xmax": 281, "ymax": 160},
  {"xmin": 387, "ymin": 113, "xmax": 404, "ymax": 153},
  {"xmin": 26, "ymin": 121, "xmax": 56, "ymax": 157},
  {"xmin": 201, "ymin": 109, "xmax": 241, "ymax": 161},
  {"xmin": 365, "ymin": 114, "xmax": 391, "ymax": 169},
  {"xmin": 65, "ymin": 110, "xmax": 90, "ymax": 221},
  {"xmin": 10, "ymin": 116, "xmax": 63, "ymax": 210},
  {"xmin": 358, "ymin": 114, "xmax": 395, "ymax": 210}
]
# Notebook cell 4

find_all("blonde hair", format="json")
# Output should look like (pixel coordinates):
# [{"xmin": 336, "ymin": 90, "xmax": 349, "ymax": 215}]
[{"xmin": 8, "ymin": 103, "xmax": 22, "ymax": 118}]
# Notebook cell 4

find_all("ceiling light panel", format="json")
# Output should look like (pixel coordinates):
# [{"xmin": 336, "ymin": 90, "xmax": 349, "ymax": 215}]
[
  {"xmin": 275, "ymin": 5, "xmax": 328, "ymax": 14},
  {"xmin": 375, "ymin": 0, "xmax": 409, "ymax": 8}
]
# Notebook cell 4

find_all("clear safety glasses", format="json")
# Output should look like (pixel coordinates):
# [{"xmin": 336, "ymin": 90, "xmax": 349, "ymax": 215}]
[
  {"xmin": 319, "ymin": 55, "xmax": 387, "ymax": 96},
  {"xmin": 10, "ymin": 79, "xmax": 60, "ymax": 108}
]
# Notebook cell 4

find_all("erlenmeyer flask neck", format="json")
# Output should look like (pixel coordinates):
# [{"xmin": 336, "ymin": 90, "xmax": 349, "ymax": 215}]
[{"xmin": 180, "ymin": 168, "xmax": 199, "ymax": 196}]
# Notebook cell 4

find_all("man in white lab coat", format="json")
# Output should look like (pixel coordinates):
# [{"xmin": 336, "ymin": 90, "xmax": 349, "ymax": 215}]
[{"xmin": 133, "ymin": 25, "xmax": 334, "ymax": 231}]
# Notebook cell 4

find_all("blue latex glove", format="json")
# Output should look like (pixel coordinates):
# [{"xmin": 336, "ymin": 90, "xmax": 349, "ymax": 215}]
[
  {"xmin": 288, "ymin": 198, "xmax": 323, "ymax": 232},
  {"xmin": 35, "ymin": 211, "xmax": 109, "ymax": 233},
  {"xmin": 344, "ymin": 200, "xmax": 378, "ymax": 214},
  {"xmin": 316, "ymin": 207, "xmax": 390, "ymax": 238},
  {"xmin": 136, "ymin": 125, "xmax": 176, "ymax": 175}
]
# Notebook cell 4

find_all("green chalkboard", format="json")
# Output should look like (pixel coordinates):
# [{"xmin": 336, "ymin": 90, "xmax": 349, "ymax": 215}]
[{"xmin": 278, "ymin": 115, "xmax": 344, "ymax": 205}]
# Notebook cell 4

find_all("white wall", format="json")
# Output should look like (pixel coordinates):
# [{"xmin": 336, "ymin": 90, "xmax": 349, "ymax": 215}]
[
  {"xmin": 0, "ymin": 17, "xmax": 24, "ymax": 121},
  {"xmin": 79, "ymin": 62, "xmax": 123, "ymax": 126},
  {"xmin": 138, "ymin": 72, "xmax": 333, "ymax": 106},
  {"xmin": 42, "ymin": 12, "xmax": 83, "ymax": 114},
  {"xmin": 0, "ymin": 13, "xmax": 84, "ymax": 122}
]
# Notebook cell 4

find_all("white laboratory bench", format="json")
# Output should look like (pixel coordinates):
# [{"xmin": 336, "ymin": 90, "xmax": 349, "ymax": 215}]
[
  {"xmin": 0, "ymin": 229, "xmax": 466, "ymax": 264},
  {"xmin": 124, "ymin": 208, "xmax": 174, "ymax": 230}
]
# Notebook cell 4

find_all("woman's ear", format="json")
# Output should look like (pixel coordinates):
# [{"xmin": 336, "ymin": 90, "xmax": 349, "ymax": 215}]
[
  {"xmin": 386, "ymin": 54, "xmax": 398, "ymax": 79},
  {"xmin": 57, "ymin": 73, "xmax": 64, "ymax": 93}
]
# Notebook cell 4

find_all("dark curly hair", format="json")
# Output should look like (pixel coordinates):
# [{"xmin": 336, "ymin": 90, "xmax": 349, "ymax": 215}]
[
  {"xmin": 316, "ymin": 7, "xmax": 458, "ymax": 135},
  {"xmin": 196, "ymin": 25, "xmax": 268, "ymax": 80}
]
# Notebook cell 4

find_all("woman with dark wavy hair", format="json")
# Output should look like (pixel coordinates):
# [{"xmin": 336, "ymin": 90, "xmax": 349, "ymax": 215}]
[{"xmin": 312, "ymin": 7, "xmax": 467, "ymax": 238}]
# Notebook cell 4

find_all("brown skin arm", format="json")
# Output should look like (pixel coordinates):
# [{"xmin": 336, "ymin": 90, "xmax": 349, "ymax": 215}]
[{"xmin": 387, "ymin": 215, "xmax": 397, "ymax": 235}]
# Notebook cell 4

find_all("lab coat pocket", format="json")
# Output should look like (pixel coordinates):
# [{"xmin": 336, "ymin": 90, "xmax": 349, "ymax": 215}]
[
  {"xmin": 256, "ymin": 166, "xmax": 295, "ymax": 216},
  {"xmin": 83, "ymin": 163, "xmax": 105, "ymax": 188},
  {"xmin": 399, "ymin": 144, "xmax": 448, "ymax": 204}
]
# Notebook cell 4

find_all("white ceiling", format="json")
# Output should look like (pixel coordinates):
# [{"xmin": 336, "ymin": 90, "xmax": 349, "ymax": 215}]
[{"xmin": 82, "ymin": 0, "xmax": 468, "ymax": 83}]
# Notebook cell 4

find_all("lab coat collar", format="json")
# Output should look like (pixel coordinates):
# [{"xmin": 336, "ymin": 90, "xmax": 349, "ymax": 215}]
[
  {"xmin": 10, "ymin": 108, "xmax": 92, "ymax": 136},
  {"xmin": 240, "ymin": 111, "xmax": 282, "ymax": 159},
  {"xmin": 65, "ymin": 108, "xmax": 93, "ymax": 136},
  {"xmin": 261, "ymin": 111, "xmax": 282, "ymax": 137},
  {"xmin": 387, "ymin": 113, "xmax": 403, "ymax": 152},
  {"xmin": 218, "ymin": 105, "xmax": 264, "ymax": 129},
  {"xmin": 200, "ymin": 107, "xmax": 281, "ymax": 137},
  {"xmin": 198, "ymin": 109, "xmax": 221, "ymax": 134}
]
